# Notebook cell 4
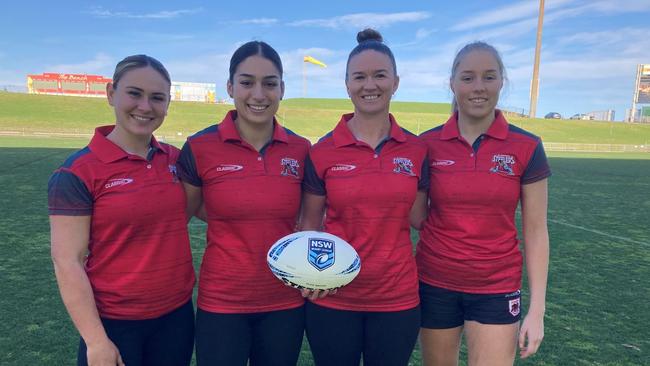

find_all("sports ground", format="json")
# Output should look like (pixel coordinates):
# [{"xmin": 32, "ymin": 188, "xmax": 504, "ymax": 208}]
[{"xmin": 1, "ymin": 92, "xmax": 649, "ymax": 365}]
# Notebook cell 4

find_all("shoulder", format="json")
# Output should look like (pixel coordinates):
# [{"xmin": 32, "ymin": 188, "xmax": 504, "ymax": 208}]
[
  {"xmin": 311, "ymin": 130, "xmax": 336, "ymax": 151},
  {"xmin": 399, "ymin": 128, "xmax": 428, "ymax": 152},
  {"xmin": 507, "ymin": 124, "xmax": 542, "ymax": 144},
  {"xmin": 158, "ymin": 142, "xmax": 180, "ymax": 154},
  {"xmin": 418, "ymin": 125, "xmax": 445, "ymax": 140},
  {"xmin": 58, "ymin": 146, "xmax": 94, "ymax": 171},
  {"xmin": 188, "ymin": 124, "xmax": 220, "ymax": 142},
  {"xmin": 283, "ymin": 127, "xmax": 312, "ymax": 148}
]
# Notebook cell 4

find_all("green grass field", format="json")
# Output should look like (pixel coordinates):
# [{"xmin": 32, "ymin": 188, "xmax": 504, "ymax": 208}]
[
  {"xmin": 1, "ymin": 93, "xmax": 649, "ymax": 365},
  {"xmin": 3, "ymin": 92, "xmax": 650, "ymax": 145},
  {"xmin": 1, "ymin": 148, "xmax": 649, "ymax": 365}
]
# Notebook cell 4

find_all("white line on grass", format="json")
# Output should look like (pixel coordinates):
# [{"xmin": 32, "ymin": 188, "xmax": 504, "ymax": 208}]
[{"xmin": 548, "ymin": 219, "xmax": 649, "ymax": 246}]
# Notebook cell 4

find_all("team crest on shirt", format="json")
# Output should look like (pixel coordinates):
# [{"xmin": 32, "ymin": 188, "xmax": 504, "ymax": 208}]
[
  {"xmin": 280, "ymin": 158, "xmax": 300, "ymax": 178},
  {"xmin": 168, "ymin": 165, "xmax": 179, "ymax": 183},
  {"xmin": 490, "ymin": 154, "xmax": 515, "ymax": 176},
  {"xmin": 308, "ymin": 238, "xmax": 335, "ymax": 271},
  {"xmin": 508, "ymin": 298, "xmax": 521, "ymax": 316},
  {"xmin": 393, "ymin": 157, "xmax": 415, "ymax": 176}
]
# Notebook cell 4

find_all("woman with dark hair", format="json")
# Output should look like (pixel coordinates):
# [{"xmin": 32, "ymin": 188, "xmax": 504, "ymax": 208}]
[
  {"xmin": 416, "ymin": 41, "xmax": 551, "ymax": 365},
  {"xmin": 177, "ymin": 41, "xmax": 310, "ymax": 365},
  {"xmin": 48, "ymin": 54, "xmax": 195, "ymax": 366},
  {"xmin": 299, "ymin": 29, "xmax": 428, "ymax": 366}
]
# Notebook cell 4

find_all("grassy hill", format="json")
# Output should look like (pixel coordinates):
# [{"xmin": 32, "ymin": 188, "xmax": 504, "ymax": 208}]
[{"xmin": 2, "ymin": 92, "xmax": 650, "ymax": 145}]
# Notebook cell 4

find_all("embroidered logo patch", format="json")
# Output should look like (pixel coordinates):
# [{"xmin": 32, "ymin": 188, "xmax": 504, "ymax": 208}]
[
  {"xmin": 393, "ymin": 157, "xmax": 415, "ymax": 176},
  {"xmin": 280, "ymin": 158, "xmax": 300, "ymax": 178},
  {"xmin": 509, "ymin": 298, "xmax": 521, "ymax": 316},
  {"xmin": 104, "ymin": 178, "xmax": 134, "ymax": 189},
  {"xmin": 490, "ymin": 154, "xmax": 515, "ymax": 175},
  {"xmin": 308, "ymin": 238, "xmax": 335, "ymax": 271}
]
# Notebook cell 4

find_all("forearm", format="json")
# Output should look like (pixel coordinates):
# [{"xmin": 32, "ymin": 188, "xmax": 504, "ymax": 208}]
[
  {"xmin": 524, "ymin": 233, "xmax": 549, "ymax": 315},
  {"xmin": 53, "ymin": 260, "xmax": 108, "ymax": 346}
]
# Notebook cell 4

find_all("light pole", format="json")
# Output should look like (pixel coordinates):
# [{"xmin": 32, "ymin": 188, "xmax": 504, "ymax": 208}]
[{"xmin": 529, "ymin": 0, "xmax": 545, "ymax": 118}]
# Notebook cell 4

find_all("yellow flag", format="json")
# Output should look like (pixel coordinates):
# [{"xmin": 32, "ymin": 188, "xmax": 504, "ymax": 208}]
[{"xmin": 304, "ymin": 56, "xmax": 327, "ymax": 68}]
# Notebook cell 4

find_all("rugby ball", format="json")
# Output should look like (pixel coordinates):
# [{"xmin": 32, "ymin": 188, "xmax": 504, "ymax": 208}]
[{"xmin": 267, "ymin": 231, "xmax": 361, "ymax": 290}]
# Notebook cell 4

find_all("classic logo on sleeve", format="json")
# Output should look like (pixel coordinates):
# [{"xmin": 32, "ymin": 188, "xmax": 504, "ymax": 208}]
[
  {"xmin": 280, "ymin": 157, "xmax": 300, "ymax": 178},
  {"xmin": 393, "ymin": 157, "xmax": 415, "ymax": 176},
  {"xmin": 490, "ymin": 154, "xmax": 515, "ymax": 176},
  {"xmin": 308, "ymin": 238, "xmax": 335, "ymax": 271}
]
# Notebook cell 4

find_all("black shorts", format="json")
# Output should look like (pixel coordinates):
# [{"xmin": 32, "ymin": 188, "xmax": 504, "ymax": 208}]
[
  {"xmin": 77, "ymin": 300, "xmax": 194, "ymax": 366},
  {"xmin": 195, "ymin": 305, "xmax": 305, "ymax": 366},
  {"xmin": 419, "ymin": 282, "xmax": 521, "ymax": 329}
]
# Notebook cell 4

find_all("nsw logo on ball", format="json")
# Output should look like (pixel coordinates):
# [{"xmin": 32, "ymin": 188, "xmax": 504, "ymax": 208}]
[{"xmin": 308, "ymin": 238, "xmax": 335, "ymax": 271}]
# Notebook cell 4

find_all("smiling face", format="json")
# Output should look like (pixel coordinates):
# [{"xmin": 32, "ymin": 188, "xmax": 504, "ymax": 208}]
[
  {"xmin": 107, "ymin": 66, "xmax": 170, "ymax": 138},
  {"xmin": 227, "ymin": 55, "xmax": 284, "ymax": 127},
  {"xmin": 450, "ymin": 50, "xmax": 503, "ymax": 124},
  {"xmin": 346, "ymin": 50, "xmax": 399, "ymax": 117}
]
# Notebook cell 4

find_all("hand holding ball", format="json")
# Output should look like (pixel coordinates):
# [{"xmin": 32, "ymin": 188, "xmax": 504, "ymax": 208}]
[{"xmin": 267, "ymin": 231, "xmax": 361, "ymax": 291}]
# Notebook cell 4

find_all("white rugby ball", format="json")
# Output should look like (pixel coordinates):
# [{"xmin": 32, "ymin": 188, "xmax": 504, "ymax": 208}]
[{"xmin": 267, "ymin": 231, "xmax": 361, "ymax": 290}]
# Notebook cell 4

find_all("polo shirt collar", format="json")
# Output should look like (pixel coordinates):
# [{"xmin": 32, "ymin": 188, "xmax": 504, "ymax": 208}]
[
  {"xmin": 440, "ymin": 109, "xmax": 509, "ymax": 141},
  {"xmin": 89, "ymin": 125, "xmax": 165, "ymax": 163},
  {"xmin": 219, "ymin": 110, "xmax": 288, "ymax": 144},
  {"xmin": 332, "ymin": 113, "xmax": 406, "ymax": 148}
]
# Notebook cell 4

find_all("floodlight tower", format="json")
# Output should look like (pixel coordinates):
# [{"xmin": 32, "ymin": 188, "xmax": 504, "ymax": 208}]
[
  {"xmin": 529, "ymin": 0, "xmax": 545, "ymax": 118},
  {"xmin": 303, "ymin": 56, "xmax": 327, "ymax": 98}
]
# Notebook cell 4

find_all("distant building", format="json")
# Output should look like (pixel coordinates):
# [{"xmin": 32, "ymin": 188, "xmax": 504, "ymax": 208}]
[
  {"xmin": 27, "ymin": 73, "xmax": 111, "ymax": 97},
  {"xmin": 626, "ymin": 108, "xmax": 650, "ymax": 123},
  {"xmin": 171, "ymin": 81, "xmax": 216, "ymax": 103},
  {"xmin": 27, "ymin": 74, "xmax": 218, "ymax": 103}
]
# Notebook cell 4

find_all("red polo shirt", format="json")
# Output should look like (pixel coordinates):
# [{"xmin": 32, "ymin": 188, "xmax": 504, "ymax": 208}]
[
  {"xmin": 177, "ymin": 110, "xmax": 310, "ymax": 313},
  {"xmin": 417, "ymin": 111, "xmax": 551, "ymax": 294},
  {"xmin": 48, "ymin": 126, "xmax": 195, "ymax": 320},
  {"xmin": 303, "ymin": 113, "xmax": 428, "ymax": 312}
]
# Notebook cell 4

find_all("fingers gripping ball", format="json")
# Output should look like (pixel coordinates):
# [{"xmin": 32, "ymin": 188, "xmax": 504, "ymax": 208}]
[{"xmin": 267, "ymin": 231, "xmax": 361, "ymax": 291}]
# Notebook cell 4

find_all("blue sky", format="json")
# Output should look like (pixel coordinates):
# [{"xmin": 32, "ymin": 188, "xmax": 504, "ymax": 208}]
[{"xmin": 1, "ymin": 0, "xmax": 649, "ymax": 120}]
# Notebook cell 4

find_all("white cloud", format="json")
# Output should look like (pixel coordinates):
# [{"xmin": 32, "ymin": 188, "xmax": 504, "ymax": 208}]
[
  {"xmin": 557, "ymin": 27, "xmax": 650, "ymax": 49},
  {"xmin": 46, "ymin": 53, "xmax": 115, "ymax": 75},
  {"xmin": 393, "ymin": 28, "xmax": 437, "ymax": 48},
  {"xmin": 451, "ymin": 0, "xmax": 575, "ymax": 31},
  {"xmin": 288, "ymin": 12, "xmax": 430, "ymax": 30},
  {"xmin": 87, "ymin": 7, "xmax": 202, "ymax": 19},
  {"xmin": 234, "ymin": 18, "xmax": 278, "ymax": 25}
]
